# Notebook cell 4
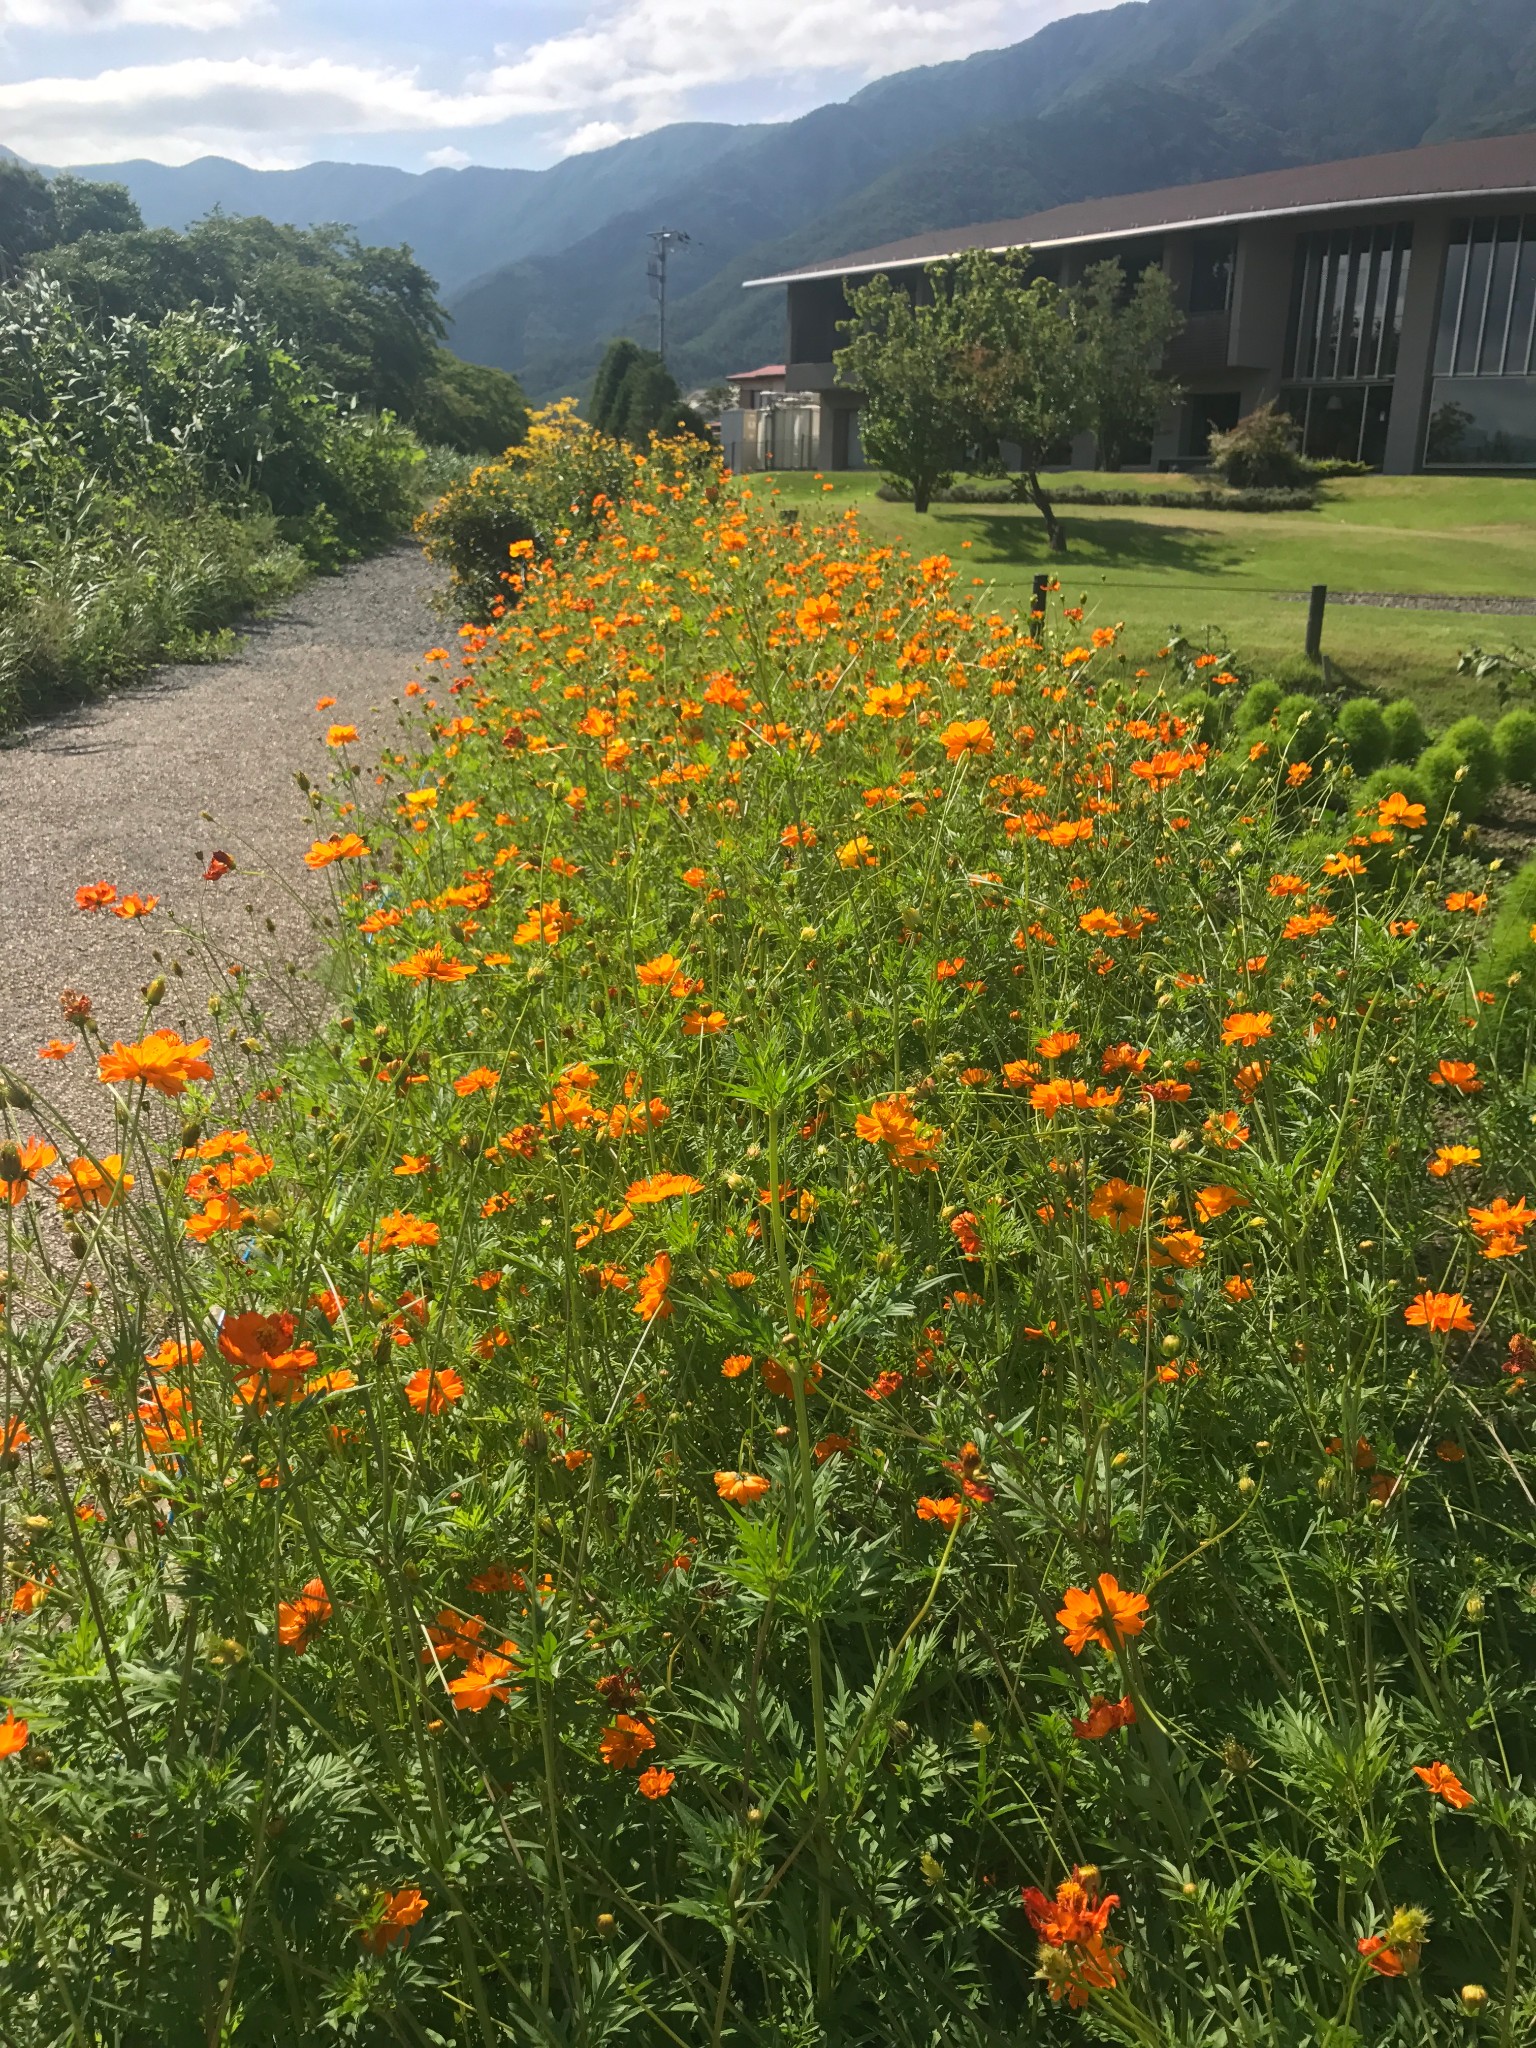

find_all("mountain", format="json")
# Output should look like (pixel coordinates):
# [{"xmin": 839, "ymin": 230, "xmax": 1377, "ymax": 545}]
[
  {"xmin": 446, "ymin": 0, "xmax": 1536, "ymax": 396},
  {"xmin": 35, "ymin": 0, "xmax": 1536, "ymax": 397}
]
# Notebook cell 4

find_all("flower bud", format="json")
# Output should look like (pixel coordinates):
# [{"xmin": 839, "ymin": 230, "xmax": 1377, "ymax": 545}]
[
  {"xmin": 746, "ymin": 1806, "xmax": 762, "ymax": 1826},
  {"xmin": 1461, "ymin": 1985, "xmax": 1488, "ymax": 2013},
  {"xmin": 596, "ymin": 1913, "xmax": 616, "ymax": 1938},
  {"xmin": 1238, "ymin": 1474, "xmax": 1257, "ymax": 1498},
  {"xmin": 1465, "ymin": 1592, "xmax": 1485, "ymax": 1623},
  {"xmin": 1161, "ymin": 1333, "xmax": 1182, "ymax": 1357},
  {"xmin": 0, "ymin": 1144, "xmax": 22, "ymax": 1183},
  {"xmin": 144, "ymin": 977, "xmax": 167, "ymax": 1007},
  {"xmin": 3, "ymin": 1082, "xmax": 32, "ymax": 1110}
]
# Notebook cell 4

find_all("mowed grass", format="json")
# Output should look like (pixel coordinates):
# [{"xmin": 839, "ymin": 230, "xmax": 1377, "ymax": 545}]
[{"xmin": 762, "ymin": 470, "xmax": 1536, "ymax": 722}]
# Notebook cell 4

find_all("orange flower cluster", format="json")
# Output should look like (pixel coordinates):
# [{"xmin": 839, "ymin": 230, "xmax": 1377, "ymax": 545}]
[{"xmin": 1022, "ymin": 1867, "xmax": 1123, "ymax": 2008}]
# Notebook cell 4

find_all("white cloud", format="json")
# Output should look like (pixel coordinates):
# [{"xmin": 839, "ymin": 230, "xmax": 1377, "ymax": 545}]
[
  {"xmin": 1, "ymin": 0, "xmax": 263, "ymax": 26},
  {"xmin": 425, "ymin": 143, "xmax": 471, "ymax": 168},
  {"xmin": 0, "ymin": 1, "xmax": 1114, "ymax": 166}
]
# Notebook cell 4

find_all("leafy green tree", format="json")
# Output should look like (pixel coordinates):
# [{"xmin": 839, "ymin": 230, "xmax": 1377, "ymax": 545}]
[
  {"xmin": 412, "ymin": 351, "xmax": 528, "ymax": 455},
  {"xmin": 947, "ymin": 250, "xmax": 1084, "ymax": 553},
  {"xmin": 0, "ymin": 161, "xmax": 56, "ymax": 280},
  {"xmin": 1072, "ymin": 256, "xmax": 1182, "ymax": 470},
  {"xmin": 48, "ymin": 174, "xmax": 143, "ymax": 245},
  {"xmin": 834, "ymin": 272, "xmax": 967, "ymax": 515}
]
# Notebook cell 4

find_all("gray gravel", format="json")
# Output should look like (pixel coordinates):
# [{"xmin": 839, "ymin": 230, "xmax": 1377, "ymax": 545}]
[
  {"xmin": 1274, "ymin": 591, "xmax": 1536, "ymax": 615},
  {"xmin": 0, "ymin": 544, "xmax": 443, "ymax": 1146}
]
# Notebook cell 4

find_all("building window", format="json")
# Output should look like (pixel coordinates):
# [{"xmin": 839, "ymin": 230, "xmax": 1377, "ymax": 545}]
[
  {"xmin": 1279, "ymin": 383, "xmax": 1395, "ymax": 466},
  {"xmin": 1424, "ymin": 216, "xmax": 1536, "ymax": 468},
  {"xmin": 1188, "ymin": 235, "xmax": 1236, "ymax": 315},
  {"xmin": 1186, "ymin": 392, "xmax": 1242, "ymax": 458},
  {"xmin": 1284, "ymin": 225, "xmax": 1413, "ymax": 385}
]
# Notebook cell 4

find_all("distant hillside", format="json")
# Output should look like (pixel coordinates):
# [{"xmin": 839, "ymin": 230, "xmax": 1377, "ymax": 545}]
[{"xmin": 34, "ymin": 0, "xmax": 1536, "ymax": 397}]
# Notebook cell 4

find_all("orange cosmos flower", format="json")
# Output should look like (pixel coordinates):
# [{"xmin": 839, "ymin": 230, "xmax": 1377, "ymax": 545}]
[
  {"xmin": 1203, "ymin": 1110, "xmax": 1251, "ymax": 1150},
  {"xmin": 304, "ymin": 832, "xmax": 369, "ymax": 868},
  {"xmin": 1070, "ymin": 1694, "xmax": 1136, "ymax": 1739},
  {"xmin": 108, "ymin": 891, "xmax": 157, "ymax": 919},
  {"xmin": 721, "ymin": 1352, "xmax": 753, "ymax": 1378},
  {"xmin": 779, "ymin": 822, "xmax": 817, "ymax": 850},
  {"xmin": 1, "ymin": 1137, "xmax": 57, "ymax": 1206},
  {"xmin": 325, "ymin": 723, "xmax": 359, "ymax": 746},
  {"xmin": 940, "ymin": 718, "xmax": 994, "ymax": 761},
  {"xmin": 389, "ymin": 946, "xmax": 476, "ymax": 984},
  {"xmin": 1194, "ymin": 1184, "xmax": 1248, "ymax": 1222},
  {"xmin": 1221, "ymin": 1011, "xmax": 1273, "ymax": 1048},
  {"xmin": 625, "ymin": 1171, "xmax": 704, "ymax": 1204},
  {"xmin": 916, "ymin": 1494, "xmax": 969, "ymax": 1533},
  {"xmin": 1430, "ymin": 1060, "xmax": 1481, "ymax": 1093},
  {"xmin": 453, "ymin": 1066, "xmax": 500, "ymax": 1095},
  {"xmin": 950, "ymin": 1210, "xmax": 982, "ymax": 1257},
  {"xmin": 1429, "ymin": 1145, "xmax": 1480, "ymax": 1177},
  {"xmin": 1405, "ymin": 1291, "xmax": 1475, "ymax": 1334},
  {"xmin": 714, "ymin": 1470, "xmax": 770, "ymax": 1506},
  {"xmin": 637, "ymin": 1765, "xmax": 675, "ymax": 1799},
  {"xmin": 1413, "ymin": 1761, "xmax": 1473, "ymax": 1809},
  {"xmin": 447, "ymin": 1642, "xmax": 517, "ymax": 1711},
  {"xmin": 1057, "ymin": 1574, "xmax": 1150, "ymax": 1655},
  {"xmin": 98, "ymin": 1029, "xmax": 213, "ymax": 1097},
  {"xmin": 361, "ymin": 1212, "xmax": 440, "ymax": 1253},
  {"xmin": 52, "ymin": 1153, "xmax": 133, "ymax": 1210},
  {"xmin": 36, "ymin": 1038, "xmax": 75, "ymax": 1060},
  {"xmin": 1357, "ymin": 1910, "xmax": 1428, "ymax": 1977},
  {"xmin": 360, "ymin": 1887, "xmax": 427, "ymax": 1953},
  {"xmin": 277, "ymin": 1577, "xmax": 332, "ymax": 1654},
  {"xmin": 1377, "ymin": 792, "xmax": 1427, "ymax": 830},
  {"xmin": 599, "ymin": 1713, "xmax": 657, "ymax": 1768},
  {"xmin": 11, "ymin": 1579, "xmax": 47, "ymax": 1615},
  {"xmin": 1022, "ymin": 1868, "xmax": 1123, "ymax": 2009},
  {"xmin": 74, "ymin": 881, "xmax": 118, "ymax": 912},
  {"xmin": 1152, "ymin": 1229, "xmax": 1205, "ymax": 1269},
  {"xmin": 1445, "ymin": 891, "xmax": 1488, "ymax": 915},
  {"xmin": 405, "ymin": 1367, "xmax": 464, "ymax": 1414},
  {"xmin": 634, "ymin": 1250, "xmax": 673, "ymax": 1321},
  {"xmin": 836, "ymin": 835, "xmax": 879, "ymax": 869},
  {"xmin": 682, "ymin": 1008, "xmax": 727, "ymax": 1036},
  {"xmin": 0, "ymin": 1710, "xmax": 28, "ymax": 1758},
  {"xmin": 1468, "ymin": 1196, "xmax": 1534, "ymax": 1240},
  {"xmin": 1037, "ymin": 1029, "xmax": 1080, "ymax": 1059},
  {"xmin": 1087, "ymin": 1179, "xmax": 1145, "ymax": 1233},
  {"xmin": 855, "ymin": 1093, "xmax": 942, "ymax": 1172}
]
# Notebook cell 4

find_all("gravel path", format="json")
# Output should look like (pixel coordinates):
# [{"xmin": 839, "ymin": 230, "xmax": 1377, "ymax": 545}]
[
  {"xmin": 1275, "ymin": 591, "xmax": 1536, "ymax": 615},
  {"xmin": 0, "ymin": 544, "xmax": 443, "ymax": 1146}
]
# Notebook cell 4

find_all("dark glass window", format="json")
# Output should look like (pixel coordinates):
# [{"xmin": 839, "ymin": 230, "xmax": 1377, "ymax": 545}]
[
  {"xmin": 1284, "ymin": 225, "xmax": 1413, "ymax": 383},
  {"xmin": 1436, "ymin": 216, "xmax": 1536, "ymax": 380},
  {"xmin": 1425, "ymin": 377, "xmax": 1536, "ymax": 467},
  {"xmin": 1275, "ymin": 383, "xmax": 1395, "ymax": 466},
  {"xmin": 1188, "ymin": 235, "xmax": 1236, "ymax": 315}
]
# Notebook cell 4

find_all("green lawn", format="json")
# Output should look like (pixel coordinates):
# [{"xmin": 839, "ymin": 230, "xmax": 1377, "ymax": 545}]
[{"xmin": 754, "ymin": 470, "xmax": 1536, "ymax": 723}]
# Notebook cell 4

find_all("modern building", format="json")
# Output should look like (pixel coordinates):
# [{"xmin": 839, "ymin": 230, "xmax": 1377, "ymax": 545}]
[{"xmin": 734, "ymin": 129, "xmax": 1536, "ymax": 475}]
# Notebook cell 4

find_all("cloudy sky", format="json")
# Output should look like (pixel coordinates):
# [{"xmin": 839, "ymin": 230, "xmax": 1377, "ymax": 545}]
[{"xmin": 0, "ymin": 0, "xmax": 1118, "ymax": 171}]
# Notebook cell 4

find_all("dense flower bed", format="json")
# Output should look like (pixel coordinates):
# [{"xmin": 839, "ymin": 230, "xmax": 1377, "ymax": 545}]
[{"xmin": 2, "ymin": 433, "xmax": 1534, "ymax": 2046}]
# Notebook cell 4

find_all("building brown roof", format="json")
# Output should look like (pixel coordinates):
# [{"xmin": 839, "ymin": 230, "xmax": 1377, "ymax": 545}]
[{"xmin": 744, "ymin": 128, "xmax": 1536, "ymax": 288}]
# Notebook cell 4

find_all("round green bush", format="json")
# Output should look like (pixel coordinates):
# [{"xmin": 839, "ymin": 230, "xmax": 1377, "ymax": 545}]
[
  {"xmin": 1382, "ymin": 697, "xmax": 1430, "ymax": 763},
  {"xmin": 1335, "ymin": 697, "xmax": 1390, "ymax": 774},
  {"xmin": 1272, "ymin": 692, "xmax": 1332, "ymax": 761},
  {"xmin": 1173, "ymin": 690, "xmax": 1224, "ymax": 746},
  {"xmin": 1494, "ymin": 708, "xmax": 1536, "ymax": 789},
  {"xmin": 1237, "ymin": 679, "xmax": 1283, "ymax": 730},
  {"xmin": 1268, "ymin": 653, "xmax": 1327, "ymax": 696},
  {"xmin": 1443, "ymin": 716, "xmax": 1501, "ymax": 813},
  {"xmin": 1416, "ymin": 742, "xmax": 1484, "ymax": 826}
]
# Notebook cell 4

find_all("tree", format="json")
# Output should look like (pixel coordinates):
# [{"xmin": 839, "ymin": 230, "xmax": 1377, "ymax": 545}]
[
  {"xmin": 48, "ymin": 174, "xmax": 143, "ymax": 245},
  {"xmin": 834, "ymin": 272, "xmax": 967, "ymax": 515},
  {"xmin": 1072, "ymin": 257, "xmax": 1182, "ymax": 470},
  {"xmin": 589, "ymin": 337, "xmax": 703, "ymax": 447},
  {"xmin": 948, "ymin": 250, "xmax": 1084, "ymax": 554},
  {"xmin": 0, "ymin": 161, "xmax": 56, "ymax": 280},
  {"xmin": 590, "ymin": 337, "xmax": 647, "ymax": 434},
  {"xmin": 412, "ymin": 351, "xmax": 528, "ymax": 455}
]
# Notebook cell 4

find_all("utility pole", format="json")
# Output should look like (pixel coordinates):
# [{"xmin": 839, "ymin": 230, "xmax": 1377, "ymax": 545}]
[{"xmin": 647, "ymin": 228, "xmax": 691, "ymax": 369}]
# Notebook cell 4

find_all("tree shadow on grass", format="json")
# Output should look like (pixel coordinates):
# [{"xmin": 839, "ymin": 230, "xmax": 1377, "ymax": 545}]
[{"xmin": 941, "ymin": 510, "xmax": 1250, "ymax": 579}]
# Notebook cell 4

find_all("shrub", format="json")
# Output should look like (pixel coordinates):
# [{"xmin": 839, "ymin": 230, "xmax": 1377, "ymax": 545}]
[
  {"xmin": 1268, "ymin": 652, "xmax": 1328, "ymax": 695},
  {"xmin": 1443, "ymin": 715, "xmax": 1501, "ymax": 811},
  {"xmin": 1383, "ymin": 696, "xmax": 1431, "ymax": 762},
  {"xmin": 1334, "ymin": 697, "xmax": 1390, "ymax": 774},
  {"xmin": 1236, "ymin": 679, "xmax": 1284, "ymax": 729},
  {"xmin": 1206, "ymin": 399, "xmax": 1312, "ymax": 489},
  {"xmin": 1271, "ymin": 690, "xmax": 1332, "ymax": 760},
  {"xmin": 1479, "ymin": 852, "xmax": 1536, "ymax": 1050},
  {"xmin": 1416, "ymin": 740, "xmax": 1493, "ymax": 827},
  {"xmin": 1493, "ymin": 708, "xmax": 1536, "ymax": 789}
]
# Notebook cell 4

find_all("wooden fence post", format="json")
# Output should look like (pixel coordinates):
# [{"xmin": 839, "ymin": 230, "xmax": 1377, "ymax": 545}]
[{"xmin": 1306, "ymin": 584, "xmax": 1327, "ymax": 662}]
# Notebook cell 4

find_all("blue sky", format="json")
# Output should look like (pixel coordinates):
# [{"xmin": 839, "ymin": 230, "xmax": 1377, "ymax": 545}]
[{"xmin": 0, "ymin": 0, "xmax": 1118, "ymax": 171}]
